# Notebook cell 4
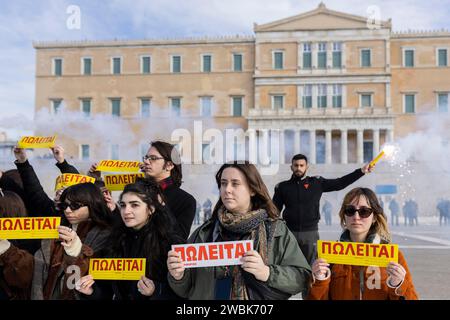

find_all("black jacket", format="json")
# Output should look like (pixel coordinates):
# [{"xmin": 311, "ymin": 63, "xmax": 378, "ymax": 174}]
[
  {"xmin": 162, "ymin": 184, "xmax": 196, "ymax": 241},
  {"xmin": 81, "ymin": 224, "xmax": 179, "ymax": 300},
  {"xmin": 273, "ymin": 169, "xmax": 364, "ymax": 232},
  {"xmin": 13, "ymin": 160, "xmax": 79, "ymax": 254}
]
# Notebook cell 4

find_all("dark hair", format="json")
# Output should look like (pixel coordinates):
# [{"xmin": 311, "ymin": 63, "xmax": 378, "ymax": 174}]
[
  {"xmin": 292, "ymin": 154, "xmax": 308, "ymax": 164},
  {"xmin": 212, "ymin": 161, "xmax": 279, "ymax": 219},
  {"xmin": 0, "ymin": 189, "xmax": 27, "ymax": 218},
  {"xmin": 150, "ymin": 140, "xmax": 182, "ymax": 187},
  {"xmin": 338, "ymin": 187, "xmax": 391, "ymax": 242},
  {"xmin": 1, "ymin": 169, "xmax": 24, "ymax": 189},
  {"xmin": 59, "ymin": 183, "xmax": 112, "ymax": 228},
  {"xmin": 109, "ymin": 177, "xmax": 181, "ymax": 278}
]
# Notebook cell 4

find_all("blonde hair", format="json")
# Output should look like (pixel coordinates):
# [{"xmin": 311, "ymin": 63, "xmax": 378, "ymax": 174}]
[{"xmin": 338, "ymin": 187, "xmax": 391, "ymax": 243}]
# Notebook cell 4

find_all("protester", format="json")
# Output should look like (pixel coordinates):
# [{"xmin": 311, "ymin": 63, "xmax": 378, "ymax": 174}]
[
  {"xmin": 13, "ymin": 146, "xmax": 78, "ymax": 218},
  {"xmin": 75, "ymin": 177, "xmax": 182, "ymax": 300},
  {"xmin": 140, "ymin": 141, "xmax": 196, "ymax": 241},
  {"xmin": 307, "ymin": 187, "xmax": 418, "ymax": 300},
  {"xmin": 31, "ymin": 183, "xmax": 113, "ymax": 300},
  {"xmin": 167, "ymin": 161, "xmax": 311, "ymax": 300},
  {"xmin": 273, "ymin": 153, "xmax": 374, "ymax": 266},
  {"xmin": 0, "ymin": 189, "xmax": 34, "ymax": 300}
]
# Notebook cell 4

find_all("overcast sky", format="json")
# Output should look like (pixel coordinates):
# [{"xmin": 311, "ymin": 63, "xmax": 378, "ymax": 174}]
[{"xmin": 1, "ymin": 0, "xmax": 449, "ymax": 139}]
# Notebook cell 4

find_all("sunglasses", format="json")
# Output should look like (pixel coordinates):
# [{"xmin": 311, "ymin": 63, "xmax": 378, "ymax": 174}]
[
  {"xmin": 344, "ymin": 205, "xmax": 373, "ymax": 218},
  {"xmin": 59, "ymin": 202, "xmax": 86, "ymax": 211}
]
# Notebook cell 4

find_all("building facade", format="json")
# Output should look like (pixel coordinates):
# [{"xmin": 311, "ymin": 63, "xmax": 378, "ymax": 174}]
[{"xmin": 34, "ymin": 3, "xmax": 450, "ymax": 167}]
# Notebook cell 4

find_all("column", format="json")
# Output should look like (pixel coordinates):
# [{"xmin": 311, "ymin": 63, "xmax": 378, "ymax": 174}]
[
  {"xmin": 373, "ymin": 128, "xmax": 380, "ymax": 157},
  {"xmin": 357, "ymin": 129, "xmax": 364, "ymax": 164},
  {"xmin": 309, "ymin": 129, "xmax": 316, "ymax": 164},
  {"xmin": 325, "ymin": 129, "xmax": 332, "ymax": 164},
  {"xmin": 387, "ymin": 128, "xmax": 394, "ymax": 143},
  {"xmin": 279, "ymin": 129, "xmax": 285, "ymax": 164},
  {"xmin": 294, "ymin": 129, "xmax": 301, "ymax": 155},
  {"xmin": 248, "ymin": 129, "xmax": 257, "ymax": 164},
  {"xmin": 341, "ymin": 129, "xmax": 348, "ymax": 164}
]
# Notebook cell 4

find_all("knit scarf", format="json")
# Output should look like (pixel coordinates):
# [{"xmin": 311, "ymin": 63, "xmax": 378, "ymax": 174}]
[{"xmin": 217, "ymin": 207, "xmax": 273, "ymax": 300}]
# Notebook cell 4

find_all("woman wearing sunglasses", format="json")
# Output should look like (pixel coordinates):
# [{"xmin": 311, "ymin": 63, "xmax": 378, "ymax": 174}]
[
  {"xmin": 31, "ymin": 183, "xmax": 113, "ymax": 300},
  {"xmin": 307, "ymin": 187, "xmax": 418, "ymax": 300}
]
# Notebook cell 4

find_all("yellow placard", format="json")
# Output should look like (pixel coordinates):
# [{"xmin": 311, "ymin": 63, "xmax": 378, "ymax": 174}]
[
  {"xmin": 0, "ymin": 217, "xmax": 61, "ymax": 239},
  {"xmin": 17, "ymin": 135, "xmax": 57, "ymax": 148},
  {"xmin": 104, "ymin": 173, "xmax": 145, "ymax": 191},
  {"xmin": 96, "ymin": 160, "xmax": 141, "ymax": 173},
  {"xmin": 55, "ymin": 174, "xmax": 96, "ymax": 191},
  {"xmin": 89, "ymin": 258, "xmax": 146, "ymax": 280},
  {"xmin": 317, "ymin": 240, "xmax": 398, "ymax": 267}
]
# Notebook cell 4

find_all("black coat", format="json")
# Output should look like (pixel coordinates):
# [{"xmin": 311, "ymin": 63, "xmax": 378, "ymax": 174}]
[
  {"xmin": 12, "ymin": 160, "xmax": 79, "ymax": 254},
  {"xmin": 162, "ymin": 184, "xmax": 196, "ymax": 241},
  {"xmin": 82, "ymin": 225, "xmax": 179, "ymax": 300},
  {"xmin": 273, "ymin": 169, "xmax": 364, "ymax": 232}
]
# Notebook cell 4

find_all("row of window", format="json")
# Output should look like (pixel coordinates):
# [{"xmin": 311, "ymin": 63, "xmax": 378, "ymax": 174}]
[
  {"xmin": 270, "ymin": 89, "xmax": 450, "ymax": 113},
  {"xmin": 52, "ymin": 53, "xmax": 244, "ymax": 76},
  {"xmin": 51, "ymin": 96, "xmax": 244, "ymax": 117},
  {"xmin": 51, "ymin": 91, "xmax": 449, "ymax": 116},
  {"xmin": 272, "ymin": 45, "xmax": 449, "ymax": 70}
]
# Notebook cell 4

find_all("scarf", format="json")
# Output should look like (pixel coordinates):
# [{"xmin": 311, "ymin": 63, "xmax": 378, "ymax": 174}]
[
  {"xmin": 217, "ymin": 207, "xmax": 275, "ymax": 300},
  {"xmin": 159, "ymin": 176, "xmax": 174, "ymax": 191},
  {"xmin": 339, "ymin": 229, "xmax": 389, "ymax": 244}
]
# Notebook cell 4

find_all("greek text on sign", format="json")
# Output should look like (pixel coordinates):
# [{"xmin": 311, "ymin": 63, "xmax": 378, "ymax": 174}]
[
  {"xmin": 55, "ymin": 174, "xmax": 96, "ymax": 191},
  {"xmin": 96, "ymin": 160, "xmax": 141, "ymax": 173},
  {"xmin": 172, "ymin": 240, "xmax": 253, "ymax": 268},
  {"xmin": 104, "ymin": 173, "xmax": 145, "ymax": 191},
  {"xmin": 317, "ymin": 240, "xmax": 398, "ymax": 267},
  {"xmin": 0, "ymin": 217, "xmax": 61, "ymax": 239},
  {"xmin": 89, "ymin": 258, "xmax": 146, "ymax": 280},
  {"xmin": 18, "ymin": 135, "xmax": 57, "ymax": 148}
]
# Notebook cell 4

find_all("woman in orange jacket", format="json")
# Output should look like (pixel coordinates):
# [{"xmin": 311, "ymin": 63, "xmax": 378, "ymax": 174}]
[{"xmin": 307, "ymin": 187, "xmax": 418, "ymax": 300}]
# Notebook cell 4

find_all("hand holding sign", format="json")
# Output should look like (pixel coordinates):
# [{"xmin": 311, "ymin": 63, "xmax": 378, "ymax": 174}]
[
  {"xmin": 76, "ymin": 274, "xmax": 95, "ymax": 296},
  {"xmin": 87, "ymin": 162, "xmax": 101, "ymax": 180},
  {"xmin": 51, "ymin": 145, "xmax": 65, "ymax": 164},
  {"xmin": 167, "ymin": 250, "xmax": 185, "ymax": 280},
  {"xmin": 58, "ymin": 225, "xmax": 81, "ymax": 256},
  {"xmin": 137, "ymin": 275, "xmax": 155, "ymax": 296},
  {"xmin": 311, "ymin": 258, "xmax": 331, "ymax": 280},
  {"xmin": 241, "ymin": 250, "xmax": 270, "ymax": 282},
  {"xmin": 13, "ymin": 147, "xmax": 27, "ymax": 164},
  {"xmin": 386, "ymin": 262, "xmax": 406, "ymax": 287}
]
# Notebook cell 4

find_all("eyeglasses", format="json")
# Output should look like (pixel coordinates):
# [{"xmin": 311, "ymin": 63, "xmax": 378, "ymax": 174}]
[
  {"xmin": 344, "ymin": 205, "xmax": 373, "ymax": 218},
  {"xmin": 59, "ymin": 202, "xmax": 86, "ymax": 211},
  {"xmin": 142, "ymin": 155, "xmax": 165, "ymax": 162}
]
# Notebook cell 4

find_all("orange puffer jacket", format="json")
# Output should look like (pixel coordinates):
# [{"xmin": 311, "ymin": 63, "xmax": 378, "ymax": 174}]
[{"xmin": 307, "ymin": 250, "xmax": 418, "ymax": 300}]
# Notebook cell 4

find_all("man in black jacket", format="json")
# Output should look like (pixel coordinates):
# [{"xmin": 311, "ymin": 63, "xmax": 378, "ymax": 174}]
[
  {"xmin": 140, "ymin": 141, "xmax": 196, "ymax": 241},
  {"xmin": 273, "ymin": 154, "xmax": 373, "ymax": 265}
]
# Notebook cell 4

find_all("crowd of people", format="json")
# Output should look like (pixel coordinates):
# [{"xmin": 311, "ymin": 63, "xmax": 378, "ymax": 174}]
[{"xmin": 0, "ymin": 141, "xmax": 419, "ymax": 300}]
